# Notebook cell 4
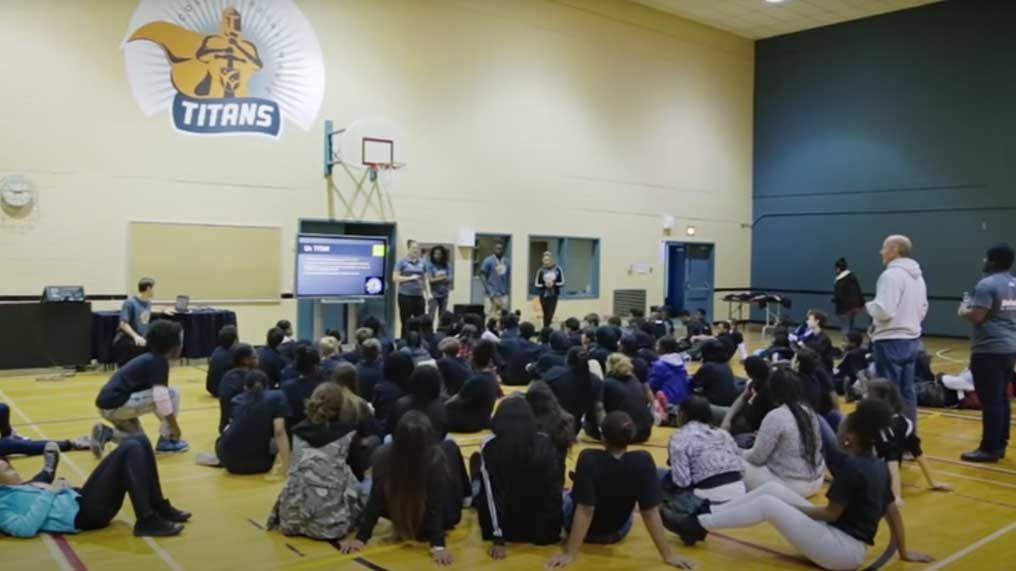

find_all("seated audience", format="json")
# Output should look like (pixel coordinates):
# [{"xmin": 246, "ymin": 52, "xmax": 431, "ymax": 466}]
[
  {"xmin": 546, "ymin": 411, "xmax": 693, "ymax": 569},
  {"xmin": 741, "ymin": 367, "xmax": 826, "ymax": 498},
  {"xmin": 373, "ymin": 351, "xmax": 414, "ymax": 424},
  {"xmin": 619, "ymin": 335, "xmax": 650, "ymax": 384},
  {"xmin": 355, "ymin": 339, "xmax": 384, "ymax": 401},
  {"xmin": 319, "ymin": 335, "xmax": 348, "ymax": 379},
  {"xmin": 217, "ymin": 371, "xmax": 291, "ymax": 475},
  {"xmin": 531, "ymin": 331, "xmax": 570, "ymax": 376},
  {"xmin": 692, "ymin": 340, "xmax": 740, "ymax": 407},
  {"xmin": 671, "ymin": 400, "xmax": 933, "ymax": 571},
  {"xmin": 602, "ymin": 354, "xmax": 653, "ymax": 444},
  {"xmin": 92, "ymin": 320, "xmax": 188, "ymax": 456},
  {"xmin": 281, "ymin": 345, "xmax": 327, "ymax": 432},
  {"xmin": 589, "ymin": 326, "xmax": 618, "ymax": 372},
  {"xmin": 388, "ymin": 366, "xmax": 448, "ymax": 439},
  {"xmin": 562, "ymin": 317, "xmax": 583, "ymax": 347},
  {"xmin": 475, "ymin": 397, "xmax": 564, "ymax": 559},
  {"xmin": 835, "ymin": 331, "xmax": 871, "ymax": 398},
  {"xmin": 798, "ymin": 310, "xmax": 835, "ymax": 372},
  {"xmin": 436, "ymin": 337, "xmax": 471, "ymax": 396},
  {"xmin": 665, "ymin": 396, "xmax": 745, "ymax": 504},
  {"xmin": 205, "ymin": 325, "xmax": 238, "ymax": 397},
  {"xmin": 217, "ymin": 343, "xmax": 259, "ymax": 433},
  {"xmin": 446, "ymin": 340, "xmax": 501, "ymax": 433},
  {"xmin": 648, "ymin": 336, "xmax": 691, "ymax": 406},
  {"xmin": 794, "ymin": 346, "xmax": 842, "ymax": 462},
  {"xmin": 257, "ymin": 327, "xmax": 287, "ymax": 388},
  {"xmin": 760, "ymin": 327, "xmax": 795, "ymax": 363},
  {"xmin": 268, "ymin": 383, "xmax": 375, "ymax": 539},
  {"xmin": 526, "ymin": 381, "xmax": 577, "ymax": 459},
  {"xmin": 340, "ymin": 412, "xmax": 463, "ymax": 565},
  {"xmin": 501, "ymin": 321, "xmax": 545, "ymax": 386},
  {"xmin": 0, "ymin": 434, "xmax": 190, "ymax": 538},
  {"xmin": 721, "ymin": 356, "xmax": 777, "ymax": 438},
  {"xmin": 543, "ymin": 347, "xmax": 606, "ymax": 439}
]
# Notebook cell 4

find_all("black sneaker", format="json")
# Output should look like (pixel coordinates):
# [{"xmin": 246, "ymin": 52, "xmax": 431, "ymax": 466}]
[
  {"xmin": 156, "ymin": 499, "xmax": 192, "ymax": 523},
  {"xmin": 134, "ymin": 515, "xmax": 184, "ymax": 537},
  {"xmin": 90, "ymin": 423, "xmax": 114, "ymax": 459},
  {"xmin": 671, "ymin": 514, "xmax": 708, "ymax": 546},
  {"xmin": 961, "ymin": 449, "xmax": 1001, "ymax": 463}
]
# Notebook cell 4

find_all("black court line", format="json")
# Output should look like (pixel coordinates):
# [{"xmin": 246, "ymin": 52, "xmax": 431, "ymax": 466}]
[
  {"xmin": 247, "ymin": 517, "xmax": 264, "ymax": 530},
  {"xmin": 286, "ymin": 544, "xmax": 306, "ymax": 557},
  {"xmin": 353, "ymin": 557, "xmax": 391, "ymax": 571}
]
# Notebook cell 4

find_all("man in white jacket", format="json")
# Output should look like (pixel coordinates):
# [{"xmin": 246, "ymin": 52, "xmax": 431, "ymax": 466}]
[{"xmin": 866, "ymin": 235, "xmax": 928, "ymax": 428}]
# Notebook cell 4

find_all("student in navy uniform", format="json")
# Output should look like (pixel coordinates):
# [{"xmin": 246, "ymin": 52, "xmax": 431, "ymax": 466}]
[
  {"xmin": 671, "ymin": 400, "xmax": 933, "ymax": 571},
  {"xmin": 205, "ymin": 325, "xmax": 238, "ymax": 397},
  {"xmin": 479, "ymin": 241, "xmax": 510, "ymax": 317},
  {"xmin": 280, "ymin": 345, "xmax": 326, "ymax": 432},
  {"xmin": 355, "ymin": 339, "xmax": 384, "ymax": 402},
  {"xmin": 257, "ymin": 327, "xmax": 287, "ymax": 389},
  {"xmin": 542, "ymin": 347, "xmax": 605, "ymax": 439},
  {"xmin": 437, "ymin": 338, "xmax": 471, "ymax": 397},
  {"xmin": 318, "ymin": 335, "xmax": 349, "ymax": 380},
  {"xmin": 217, "ymin": 344, "xmax": 259, "ymax": 433},
  {"xmin": 372, "ymin": 351, "xmax": 414, "ymax": 425},
  {"xmin": 547, "ymin": 411, "xmax": 693, "ymax": 569},
  {"xmin": 799, "ymin": 310, "xmax": 835, "ymax": 372},
  {"xmin": 92, "ymin": 320, "xmax": 188, "ymax": 456},
  {"xmin": 500, "ymin": 322, "xmax": 544, "ymax": 386},
  {"xmin": 394, "ymin": 240, "xmax": 431, "ymax": 338},
  {"xmin": 534, "ymin": 251, "xmax": 564, "ymax": 328},
  {"xmin": 446, "ymin": 340, "xmax": 501, "ymax": 433},
  {"xmin": 275, "ymin": 319, "xmax": 297, "ymax": 362},
  {"xmin": 602, "ymin": 354, "xmax": 653, "ymax": 444},
  {"xmin": 692, "ymin": 340, "xmax": 740, "ymax": 407},
  {"xmin": 112, "ymin": 277, "xmax": 176, "ymax": 367},
  {"xmin": 958, "ymin": 243, "xmax": 1016, "ymax": 462},
  {"xmin": 215, "ymin": 371, "xmax": 291, "ymax": 475},
  {"xmin": 387, "ymin": 366, "xmax": 448, "ymax": 439},
  {"xmin": 530, "ymin": 331, "xmax": 571, "ymax": 378},
  {"xmin": 426, "ymin": 245, "xmax": 454, "ymax": 320}
]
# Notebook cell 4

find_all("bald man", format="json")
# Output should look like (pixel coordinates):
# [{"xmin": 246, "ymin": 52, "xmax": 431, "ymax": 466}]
[{"xmin": 866, "ymin": 235, "xmax": 928, "ymax": 428}]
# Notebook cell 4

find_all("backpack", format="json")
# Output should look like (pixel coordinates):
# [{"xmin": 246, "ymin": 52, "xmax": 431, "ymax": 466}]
[
  {"xmin": 916, "ymin": 380, "xmax": 946, "ymax": 408},
  {"xmin": 266, "ymin": 432, "xmax": 367, "ymax": 540}
]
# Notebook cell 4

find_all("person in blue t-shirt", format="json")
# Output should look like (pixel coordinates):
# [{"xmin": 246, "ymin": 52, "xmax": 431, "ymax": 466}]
[
  {"xmin": 958, "ymin": 243, "xmax": 1016, "ymax": 463},
  {"xmin": 394, "ymin": 240, "xmax": 432, "ymax": 338},
  {"xmin": 112, "ymin": 277, "xmax": 176, "ymax": 367},
  {"xmin": 425, "ymin": 245, "xmax": 454, "ymax": 321},
  {"xmin": 217, "ymin": 371, "xmax": 292, "ymax": 475},
  {"xmin": 480, "ymin": 241, "xmax": 510, "ymax": 317}
]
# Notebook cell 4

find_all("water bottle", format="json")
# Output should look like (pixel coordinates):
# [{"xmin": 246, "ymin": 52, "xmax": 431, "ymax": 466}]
[{"xmin": 962, "ymin": 291, "xmax": 971, "ymax": 307}]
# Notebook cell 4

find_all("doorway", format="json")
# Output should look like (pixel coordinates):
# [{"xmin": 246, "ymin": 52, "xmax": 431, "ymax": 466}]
[
  {"xmin": 664, "ymin": 242, "xmax": 715, "ymax": 321},
  {"xmin": 471, "ymin": 234, "xmax": 512, "ymax": 306}
]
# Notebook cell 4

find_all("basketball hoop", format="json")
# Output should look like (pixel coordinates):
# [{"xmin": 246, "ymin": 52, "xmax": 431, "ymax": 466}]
[{"xmin": 366, "ymin": 161, "xmax": 405, "ymax": 192}]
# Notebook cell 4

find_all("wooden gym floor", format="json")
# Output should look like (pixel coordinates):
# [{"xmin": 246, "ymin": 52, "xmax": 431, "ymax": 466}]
[{"xmin": 2, "ymin": 332, "xmax": 1015, "ymax": 571}]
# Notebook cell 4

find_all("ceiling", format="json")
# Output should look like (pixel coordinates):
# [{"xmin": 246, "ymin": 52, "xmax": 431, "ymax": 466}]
[{"xmin": 634, "ymin": 0, "xmax": 942, "ymax": 39}]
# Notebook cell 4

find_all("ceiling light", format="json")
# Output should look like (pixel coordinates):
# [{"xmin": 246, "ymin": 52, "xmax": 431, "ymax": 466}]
[{"xmin": 686, "ymin": 226, "xmax": 697, "ymax": 237}]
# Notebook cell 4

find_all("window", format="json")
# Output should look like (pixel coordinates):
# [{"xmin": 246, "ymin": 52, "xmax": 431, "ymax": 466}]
[{"xmin": 528, "ymin": 236, "xmax": 600, "ymax": 298}]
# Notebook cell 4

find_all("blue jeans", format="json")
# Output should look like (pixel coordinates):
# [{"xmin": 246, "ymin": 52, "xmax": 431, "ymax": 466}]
[
  {"xmin": 562, "ymin": 491, "xmax": 633, "ymax": 544},
  {"xmin": 873, "ymin": 339, "xmax": 920, "ymax": 429}
]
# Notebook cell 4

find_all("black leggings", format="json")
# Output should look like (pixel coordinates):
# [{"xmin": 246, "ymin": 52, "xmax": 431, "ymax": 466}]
[
  {"xmin": 539, "ymin": 296, "xmax": 558, "ymax": 328},
  {"xmin": 74, "ymin": 435, "xmax": 165, "ymax": 530},
  {"xmin": 397, "ymin": 294, "xmax": 426, "ymax": 337}
]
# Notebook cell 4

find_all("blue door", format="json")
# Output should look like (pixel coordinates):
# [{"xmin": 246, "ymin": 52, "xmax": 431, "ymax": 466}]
[{"xmin": 666, "ymin": 243, "xmax": 714, "ymax": 321}]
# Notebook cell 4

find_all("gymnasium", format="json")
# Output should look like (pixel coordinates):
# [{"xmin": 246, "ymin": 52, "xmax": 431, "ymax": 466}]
[{"xmin": 2, "ymin": 0, "xmax": 1015, "ymax": 570}]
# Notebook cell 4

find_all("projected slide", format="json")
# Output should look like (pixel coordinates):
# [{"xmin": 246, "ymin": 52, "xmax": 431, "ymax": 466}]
[{"xmin": 295, "ymin": 235, "xmax": 388, "ymax": 297}]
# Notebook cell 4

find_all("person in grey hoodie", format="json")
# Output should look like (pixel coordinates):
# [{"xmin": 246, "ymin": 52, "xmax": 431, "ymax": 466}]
[{"xmin": 866, "ymin": 235, "xmax": 928, "ymax": 429}]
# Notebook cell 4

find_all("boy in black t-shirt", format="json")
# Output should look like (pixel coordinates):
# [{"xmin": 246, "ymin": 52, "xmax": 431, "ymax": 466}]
[
  {"xmin": 92, "ymin": 320, "xmax": 188, "ymax": 457},
  {"xmin": 546, "ymin": 411, "xmax": 694, "ymax": 569}
]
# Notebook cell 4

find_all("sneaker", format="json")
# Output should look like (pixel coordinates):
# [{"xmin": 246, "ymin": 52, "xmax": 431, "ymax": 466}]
[
  {"xmin": 195, "ymin": 451, "xmax": 221, "ymax": 467},
  {"xmin": 37, "ymin": 441, "xmax": 61, "ymax": 483},
  {"xmin": 134, "ymin": 515, "xmax": 184, "ymax": 537},
  {"xmin": 90, "ymin": 423, "xmax": 114, "ymax": 459},
  {"xmin": 69, "ymin": 436, "xmax": 92, "ymax": 451},
  {"xmin": 156, "ymin": 437, "xmax": 190, "ymax": 453},
  {"xmin": 960, "ymin": 449, "xmax": 1001, "ymax": 463},
  {"xmin": 155, "ymin": 499, "xmax": 192, "ymax": 523}
]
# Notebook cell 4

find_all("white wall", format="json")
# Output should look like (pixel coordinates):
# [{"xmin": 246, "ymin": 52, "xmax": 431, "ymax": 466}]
[{"xmin": 0, "ymin": 0, "xmax": 754, "ymax": 341}]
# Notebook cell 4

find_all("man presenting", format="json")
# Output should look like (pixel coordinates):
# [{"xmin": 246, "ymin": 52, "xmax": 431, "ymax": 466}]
[
  {"xmin": 957, "ymin": 244, "xmax": 1016, "ymax": 463},
  {"xmin": 113, "ymin": 277, "xmax": 175, "ymax": 367},
  {"xmin": 866, "ymin": 235, "xmax": 928, "ymax": 429},
  {"xmin": 480, "ymin": 241, "xmax": 510, "ymax": 317}
]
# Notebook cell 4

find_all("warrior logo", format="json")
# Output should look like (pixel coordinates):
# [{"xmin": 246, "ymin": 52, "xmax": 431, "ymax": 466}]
[{"xmin": 123, "ymin": 0, "xmax": 324, "ymax": 138}]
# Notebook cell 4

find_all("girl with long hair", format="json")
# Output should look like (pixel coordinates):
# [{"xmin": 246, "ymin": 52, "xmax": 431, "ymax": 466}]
[{"xmin": 526, "ymin": 381, "xmax": 577, "ymax": 458}]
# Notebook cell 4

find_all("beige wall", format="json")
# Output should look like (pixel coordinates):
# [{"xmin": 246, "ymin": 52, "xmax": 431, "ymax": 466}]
[{"xmin": 0, "ymin": 0, "xmax": 754, "ymax": 342}]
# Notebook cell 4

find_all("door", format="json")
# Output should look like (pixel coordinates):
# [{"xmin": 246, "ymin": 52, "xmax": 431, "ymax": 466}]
[
  {"xmin": 471, "ymin": 234, "xmax": 512, "ymax": 305},
  {"xmin": 665, "ymin": 242, "xmax": 715, "ymax": 320}
]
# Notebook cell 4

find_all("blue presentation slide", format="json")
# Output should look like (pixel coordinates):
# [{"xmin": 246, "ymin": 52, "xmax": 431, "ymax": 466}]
[{"xmin": 295, "ymin": 235, "xmax": 388, "ymax": 297}]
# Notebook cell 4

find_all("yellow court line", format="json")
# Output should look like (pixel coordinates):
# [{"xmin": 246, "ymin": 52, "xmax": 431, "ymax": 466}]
[
  {"xmin": 923, "ymin": 520, "xmax": 1016, "ymax": 571},
  {"xmin": 0, "ymin": 387, "xmax": 184, "ymax": 571}
]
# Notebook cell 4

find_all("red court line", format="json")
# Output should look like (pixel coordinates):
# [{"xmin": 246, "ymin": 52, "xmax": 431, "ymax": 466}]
[
  {"xmin": 708, "ymin": 531, "xmax": 807, "ymax": 565},
  {"xmin": 52, "ymin": 534, "xmax": 88, "ymax": 571}
]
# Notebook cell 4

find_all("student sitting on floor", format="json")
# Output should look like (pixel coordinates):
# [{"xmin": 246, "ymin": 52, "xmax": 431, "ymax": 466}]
[
  {"xmin": 500, "ymin": 321, "xmax": 545, "ymax": 386},
  {"xmin": 319, "ymin": 335, "xmax": 348, "ymax": 380},
  {"xmin": 720, "ymin": 356, "xmax": 777, "ymax": 441},
  {"xmin": 741, "ymin": 366, "xmax": 826, "ymax": 498},
  {"xmin": 257, "ymin": 327, "xmax": 287, "ymax": 389},
  {"xmin": 0, "ymin": 434, "xmax": 190, "ymax": 538},
  {"xmin": 0, "ymin": 403, "xmax": 89, "ymax": 458},
  {"xmin": 436, "ymin": 337, "xmax": 471, "ymax": 396},
  {"xmin": 666, "ymin": 396, "xmax": 746, "ymax": 504},
  {"xmin": 281, "ymin": 345, "xmax": 327, "ymax": 432},
  {"xmin": 760, "ymin": 326, "xmax": 795, "ymax": 363},
  {"xmin": 372, "ymin": 351, "xmax": 414, "ymax": 425},
  {"xmin": 649, "ymin": 336, "xmax": 692, "ymax": 406},
  {"xmin": 602, "ymin": 353, "xmax": 654, "ymax": 444},
  {"xmin": 340, "ymin": 412, "xmax": 463, "ymax": 566},
  {"xmin": 355, "ymin": 338, "xmax": 384, "ymax": 401},
  {"xmin": 588, "ymin": 326, "xmax": 618, "ymax": 372},
  {"xmin": 542, "ymin": 347, "xmax": 606, "ymax": 440},
  {"xmin": 692, "ymin": 340, "xmax": 741, "ymax": 407},
  {"xmin": 205, "ymin": 324, "xmax": 238, "ymax": 397},
  {"xmin": 546, "ymin": 411, "xmax": 694, "ymax": 570},
  {"xmin": 387, "ymin": 366, "xmax": 448, "ymax": 439},
  {"xmin": 474, "ymin": 396, "xmax": 564, "ymax": 559},
  {"xmin": 562, "ymin": 317, "xmax": 583, "ymax": 347},
  {"xmin": 92, "ymin": 320, "xmax": 188, "ymax": 456},
  {"xmin": 619, "ymin": 334, "xmax": 650, "ymax": 384},
  {"xmin": 531, "ymin": 331, "xmax": 572, "ymax": 377},
  {"xmin": 216, "ymin": 371, "xmax": 291, "ymax": 475},
  {"xmin": 216, "ymin": 343, "xmax": 259, "ymax": 433},
  {"xmin": 867, "ymin": 379, "xmax": 951, "ymax": 502},
  {"xmin": 795, "ymin": 346, "xmax": 843, "ymax": 466},
  {"xmin": 268, "ymin": 383, "xmax": 375, "ymax": 539},
  {"xmin": 446, "ymin": 340, "xmax": 501, "ymax": 433},
  {"xmin": 835, "ymin": 331, "xmax": 871, "ymax": 399},
  {"xmin": 798, "ymin": 310, "xmax": 835, "ymax": 372},
  {"xmin": 670, "ymin": 399, "xmax": 935, "ymax": 571},
  {"xmin": 525, "ymin": 381, "xmax": 577, "ymax": 459}
]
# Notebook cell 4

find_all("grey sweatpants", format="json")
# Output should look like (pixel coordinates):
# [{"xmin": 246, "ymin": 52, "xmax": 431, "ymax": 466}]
[{"xmin": 99, "ymin": 387, "xmax": 181, "ymax": 440}]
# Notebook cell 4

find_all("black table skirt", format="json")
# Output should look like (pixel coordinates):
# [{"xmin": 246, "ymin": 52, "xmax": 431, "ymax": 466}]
[{"xmin": 91, "ymin": 309, "xmax": 237, "ymax": 363}]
